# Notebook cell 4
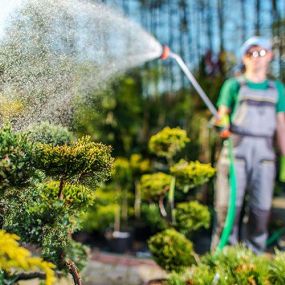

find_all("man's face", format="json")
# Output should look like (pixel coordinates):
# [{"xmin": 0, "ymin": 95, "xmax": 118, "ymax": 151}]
[{"xmin": 242, "ymin": 45, "xmax": 273, "ymax": 72}]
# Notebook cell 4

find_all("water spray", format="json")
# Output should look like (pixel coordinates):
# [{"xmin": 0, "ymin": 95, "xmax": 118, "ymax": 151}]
[{"xmin": 160, "ymin": 45, "xmax": 236, "ymax": 253}]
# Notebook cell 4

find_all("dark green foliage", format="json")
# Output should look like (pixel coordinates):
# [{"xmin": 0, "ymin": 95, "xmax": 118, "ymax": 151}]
[
  {"xmin": 175, "ymin": 201, "xmax": 210, "ymax": 235},
  {"xmin": 141, "ymin": 203, "xmax": 168, "ymax": 232},
  {"xmin": 74, "ymin": 74, "xmax": 144, "ymax": 157},
  {"xmin": 65, "ymin": 240, "xmax": 89, "ymax": 272},
  {"xmin": 148, "ymin": 228, "xmax": 195, "ymax": 272},
  {"xmin": 0, "ymin": 125, "xmax": 113, "ymax": 276},
  {"xmin": 26, "ymin": 121, "xmax": 74, "ymax": 146},
  {"xmin": 0, "ymin": 125, "xmax": 35, "ymax": 190},
  {"xmin": 2, "ymin": 183, "xmax": 91, "ymax": 270}
]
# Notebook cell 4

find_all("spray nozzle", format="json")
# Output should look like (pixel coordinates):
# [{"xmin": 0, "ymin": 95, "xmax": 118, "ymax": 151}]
[{"xmin": 160, "ymin": 45, "xmax": 170, "ymax": 60}]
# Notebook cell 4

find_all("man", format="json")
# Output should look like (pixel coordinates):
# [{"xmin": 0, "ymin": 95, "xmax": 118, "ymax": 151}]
[{"xmin": 211, "ymin": 36, "xmax": 285, "ymax": 253}]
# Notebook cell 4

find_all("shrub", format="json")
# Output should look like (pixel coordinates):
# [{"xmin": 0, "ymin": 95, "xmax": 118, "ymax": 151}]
[
  {"xmin": 141, "ymin": 203, "xmax": 168, "ymax": 232},
  {"xmin": 33, "ymin": 136, "xmax": 113, "ymax": 185},
  {"xmin": 0, "ymin": 125, "xmax": 35, "ymax": 191},
  {"xmin": 139, "ymin": 172, "xmax": 172, "ymax": 201},
  {"xmin": 175, "ymin": 201, "xmax": 210, "ymax": 234},
  {"xmin": 148, "ymin": 228, "xmax": 195, "ymax": 272},
  {"xmin": 148, "ymin": 127, "xmax": 190, "ymax": 161},
  {"xmin": 170, "ymin": 159, "xmax": 215, "ymax": 191},
  {"xmin": 268, "ymin": 250, "xmax": 285, "ymax": 285},
  {"xmin": 0, "ymin": 126, "xmax": 113, "ymax": 283}
]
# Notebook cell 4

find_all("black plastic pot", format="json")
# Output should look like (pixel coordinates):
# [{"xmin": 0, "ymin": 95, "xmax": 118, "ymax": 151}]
[{"xmin": 106, "ymin": 230, "xmax": 133, "ymax": 253}]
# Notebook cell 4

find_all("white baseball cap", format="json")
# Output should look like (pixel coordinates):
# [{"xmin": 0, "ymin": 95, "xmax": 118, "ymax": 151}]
[{"xmin": 240, "ymin": 36, "xmax": 272, "ymax": 57}]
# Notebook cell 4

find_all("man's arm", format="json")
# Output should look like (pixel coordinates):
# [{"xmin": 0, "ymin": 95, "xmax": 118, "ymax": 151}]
[
  {"xmin": 277, "ymin": 112, "xmax": 285, "ymax": 155},
  {"xmin": 218, "ymin": 105, "xmax": 231, "ymax": 118}
]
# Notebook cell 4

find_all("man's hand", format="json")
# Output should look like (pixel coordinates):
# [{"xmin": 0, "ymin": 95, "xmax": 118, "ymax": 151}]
[
  {"xmin": 212, "ymin": 114, "xmax": 231, "ymax": 139},
  {"xmin": 280, "ymin": 155, "xmax": 285, "ymax": 183}
]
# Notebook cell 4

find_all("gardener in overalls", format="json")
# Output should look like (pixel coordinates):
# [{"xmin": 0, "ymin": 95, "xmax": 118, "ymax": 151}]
[{"xmin": 211, "ymin": 36, "xmax": 285, "ymax": 253}]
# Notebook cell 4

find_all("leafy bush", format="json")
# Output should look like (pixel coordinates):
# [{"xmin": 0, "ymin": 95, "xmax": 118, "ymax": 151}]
[
  {"xmin": 148, "ymin": 127, "xmax": 190, "ymax": 160},
  {"xmin": 0, "ymin": 125, "xmax": 113, "ymax": 283},
  {"xmin": 139, "ymin": 172, "xmax": 172, "ymax": 201},
  {"xmin": 170, "ymin": 159, "xmax": 215, "ymax": 191},
  {"xmin": 141, "ymin": 203, "xmax": 168, "ymax": 232},
  {"xmin": 2, "ymin": 184, "xmax": 91, "ymax": 269},
  {"xmin": 168, "ymin": 245, "xmax": 277, "ymax": 285},
  {"xmin": 175, "ymin": 201, "xmax": 210, "ymax": 234},
  {"xmin": 268, "ymin": 250, "xmax": 285, "ymax": 285},
  {"xmin": 148, "ymin": 228, "xmax": 195, "ymax": 272},
  {"xmin": 26, "ymin": 121, "xmax": 74, "ymax": 146},
  {"xmin": 0, "ymin": 125, "xmax": 35, "ymax": 191}
]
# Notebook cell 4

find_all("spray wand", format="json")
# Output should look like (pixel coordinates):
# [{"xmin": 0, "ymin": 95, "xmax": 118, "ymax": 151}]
[{"xmin": 160, "ymin": 45, "xmax": 237, "ymax": 255}]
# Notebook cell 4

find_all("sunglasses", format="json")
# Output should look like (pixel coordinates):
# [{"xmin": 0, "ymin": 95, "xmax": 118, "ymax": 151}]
[{"xmin": 245, "ymin": 49, "xmax": 267, "ymax": 58}]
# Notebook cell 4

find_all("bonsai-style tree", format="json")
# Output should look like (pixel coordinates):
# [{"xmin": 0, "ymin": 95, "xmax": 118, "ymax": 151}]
[
  {"xmin": 139, "ymin": 127, "xmax": 215, "ymax": 273},
  {"xmin": 0, "ymin": 123, "xmax": 113, "ymax": 285}
]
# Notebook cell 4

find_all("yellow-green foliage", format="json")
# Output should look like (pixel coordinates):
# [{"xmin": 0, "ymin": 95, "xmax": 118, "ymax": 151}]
[
  {"xmin": 80, "ymin": 186, "xmax": 120, "ymax": 232},
  {"xmin": 129, "ymin": 153, "xmax": 151, "ymax": 174},
  {"xmin": 0, "ymin": 230, "xmax": 56, "ymax": 285},
  {"xmin": 139, "ymin": 172, "xmax": 172, "ymax": 201},
  {"xmin": 39, "ymin": 181, "xmax": 96, "ymax": 210},
  {"xmin": 170, "ymin": 159, "xmax": 215, "ymax": 190},
  {"xmin": 148, "ymin": 228, "xmax": 195, "ymax": 272},
  {"xmin": 34, "ymin": 136, "xmax": 113, "ymax": 183},
  {"xmin": 112, "ymin": 157, "xmax": 131, "ymax": 185},
  {"xmin": 175, "ymin": 201, "xmax": 210, "ymax": 234},
  {"xmin": 148, "ymin": 127, "xmax": 190, "ymax": 160}
]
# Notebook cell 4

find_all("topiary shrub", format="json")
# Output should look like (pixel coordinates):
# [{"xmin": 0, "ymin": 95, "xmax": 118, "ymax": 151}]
[
  {"xmin": 148, "ymin": 127, "xmax": 190, "ymax": 161},
  {"xmin": 148, "ymin": 228, "xmax": 195, "ymax": 272},
  {"xmin": 175, "ymin": 201, "xmax": 210, "ymax": 235},
  {"xmin": 170, "ymin": 159, "xmax": 215, "ymax": 191},
  {"xmin": 33, "ymin": 135, "xmax": 113, "ymax": 197},
  {"xmin": 140, "ymin": 172, "xmax": 172, "ymax": 201},
  {"xmin": 0, "ymin": 126, "xmax": 113, "ymax": 285}
]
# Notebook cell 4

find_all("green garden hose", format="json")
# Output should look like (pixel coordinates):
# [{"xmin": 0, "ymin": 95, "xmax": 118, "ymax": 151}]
[{"xmin": 216, "ymin": 137, "xmax": 237, "ymax": 251}]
